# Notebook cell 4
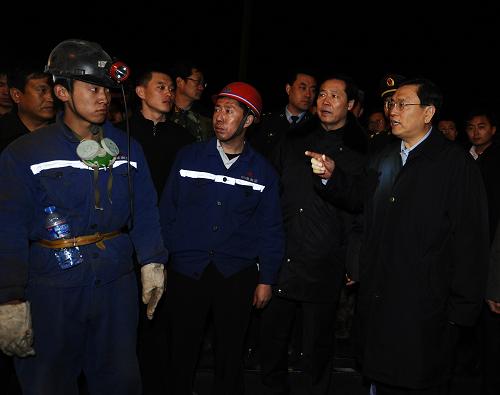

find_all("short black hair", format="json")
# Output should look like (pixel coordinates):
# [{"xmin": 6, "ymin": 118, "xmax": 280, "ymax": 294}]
[
  {"xmin": 135, "ymin": 63, "xmax": 173, "ymax": 87},
  {"xmin": 284, "ymin": 66, "xmax": 317, "ymax": 86},
  {"xmin": 7, "ymin": 67, "xmax": 52, "ymax": 92},
  {"xmin": 319, "ymin": 73, "xmax": 359, "ymax": 102},
  {"xmin": 464, "ymin": 107, "xmax": 497, "ymax": 127},
  {"xmin": 400, "ymin": 78, "xmax": 443, "ymax": 113},
  {"xmin": 169, "ymin": 59, "xmax": 204, "ymax": 81}
]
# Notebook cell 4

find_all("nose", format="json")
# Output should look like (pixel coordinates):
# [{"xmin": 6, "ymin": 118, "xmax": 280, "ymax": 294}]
[
  {"xmin": 321, "ymin": 96, "xmax": 331, "ymax": 105},
  {"xmin": 98, "ymin": 89, "xmax": 111, "ymax": 104},
  {"xmin": 45, "ymin": 92, "xmax": 54, "ymax": 102},
  {"xmin": 214, "ymin": 110, "xmax": 224, "ymax": 122}
]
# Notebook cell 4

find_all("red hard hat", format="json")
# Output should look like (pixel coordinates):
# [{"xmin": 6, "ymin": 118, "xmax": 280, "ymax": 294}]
[{"xmin": 214, "ymin": 82, "xmax": 262, "ymax": 121}]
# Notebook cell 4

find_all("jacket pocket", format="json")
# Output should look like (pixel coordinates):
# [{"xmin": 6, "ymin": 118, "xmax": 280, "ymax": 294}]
[{"xmin": 37, "ymin": 168, "xmax": 89, "ymax": 210}]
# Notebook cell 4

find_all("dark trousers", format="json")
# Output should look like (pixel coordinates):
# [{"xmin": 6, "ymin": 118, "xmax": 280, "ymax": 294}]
[
  {"xmin": 136, "ymin": 266, "xmax": 170, "ymax": 395},
  {"xmin": 15, "ymin": 272, "xmax": 140, "ymax": 395},
  {"xmin": 259, "ymin": 295, "xmax": 338, "ymax": 395},
  {"xmin": 373, "ymin": 382, "xmax": 449, "ymax": 395},
  {"xmin": 165, "ymin": 263, "xmax": 258, "ymax": 395},
  {"xmin": 0, "ymin": 352, "xmax": 21, "ymax": 395},
  {"xmin": 480, "ymin": 303, "xmax": 500, "ymax": 395}
]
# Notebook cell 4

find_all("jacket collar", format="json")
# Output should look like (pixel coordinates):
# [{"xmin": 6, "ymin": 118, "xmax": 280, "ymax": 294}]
[
  {"xmin": 205, "ymin": 136, "xmax": 253, "ymax": 163},
  {"xmin": 406, "ymin": 127, "xmax": 446, "ymax": 162}
]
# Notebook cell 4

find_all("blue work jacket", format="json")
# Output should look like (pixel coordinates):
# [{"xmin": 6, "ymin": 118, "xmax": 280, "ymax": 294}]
[
  {"xmin": 0, "ymin": 117, "xmax": 168, "ymax": 302},
  {"xmin": 159, "ymin": 138, "xmax": 284, "ymax": 284}
]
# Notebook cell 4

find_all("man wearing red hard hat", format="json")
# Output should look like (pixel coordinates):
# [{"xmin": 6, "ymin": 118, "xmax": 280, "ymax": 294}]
[{"xmin": 159, "ymin": 82, "xmax": 284, "ymax": 394}]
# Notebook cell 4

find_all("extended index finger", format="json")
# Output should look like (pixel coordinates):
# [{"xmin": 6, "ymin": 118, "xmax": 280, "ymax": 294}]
[{"xmin": 305, "ymin": 150, "xmax": 323, "ymax": 160}]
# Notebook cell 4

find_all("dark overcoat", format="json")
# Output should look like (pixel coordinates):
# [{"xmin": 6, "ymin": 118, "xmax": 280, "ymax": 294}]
[
  {"xmin": 272, "ymin": 114, "xmax": 368, "ymax": 302},
  {"xmin": 357, "ymin": 130, "xmax": 489, "ymax": 388}
]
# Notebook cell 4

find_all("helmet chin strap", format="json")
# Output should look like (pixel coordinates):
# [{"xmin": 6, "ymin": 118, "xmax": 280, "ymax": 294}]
[
  {"xmin": 224, "ymin": 109, "xmax": 250, "ymax": 144},
  {"xmin": 67, "ymin": 83, "xmax": 104, "ymax": 136}
]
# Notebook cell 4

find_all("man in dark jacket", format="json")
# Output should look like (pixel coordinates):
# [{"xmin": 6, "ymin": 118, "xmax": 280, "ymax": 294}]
[
  {"xmin": 464, "ymin": 108, "xmax": 500, "ymax": 395},
  {"xmin": 0, "ymin": 67, "xmax": 55, "ymax": 152},
  {"xmin": 117, "ymin": 67, "xmax": 196, "ymax": 395},
  {"xmin": 259, "ymin": 74, "xmax": 368, "ymax": 395},
  {"xmin": 168, "ymin": 60, "xmax": 213, "ymax": 142},
  {"xmin": 248, "ymin": 68, "xmax": 317, "ymax": 159},
  {"xmin": 357, "ymin": 79, "xmax": 489, "ymax": 394},
  {"xmin": 117, "ymin": 67, "xmax": 195, "ymax": 197}
]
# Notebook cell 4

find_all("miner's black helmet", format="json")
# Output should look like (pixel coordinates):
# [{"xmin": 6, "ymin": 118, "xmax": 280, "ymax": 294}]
[{"xmin": 45, "ymin": 39, "xmax": 129, "ymax": 89}]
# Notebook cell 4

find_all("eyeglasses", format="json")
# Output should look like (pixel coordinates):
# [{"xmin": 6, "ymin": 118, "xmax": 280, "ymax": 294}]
[
  {"xmin": 185, "ymin": 77, "xmax": 207, "ymax": 88},
  {"xmin": 385, "ymin": 100, "xmax": 429, "ymax": 112}
]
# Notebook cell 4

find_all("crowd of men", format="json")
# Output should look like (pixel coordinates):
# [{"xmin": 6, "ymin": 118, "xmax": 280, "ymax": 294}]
[{"xmin": 0, "ymin": 39, "xmax": 499, "ymax": 395}]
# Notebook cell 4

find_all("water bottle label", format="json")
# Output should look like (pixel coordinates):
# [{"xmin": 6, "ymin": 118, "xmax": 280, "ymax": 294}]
[
  {"xmin": 47, "ymin": 223, "xmax": 71, "ymax": 240},
  {"xmin": 55, "ymin": 247, "xmax": 83, "ymax": 270}
]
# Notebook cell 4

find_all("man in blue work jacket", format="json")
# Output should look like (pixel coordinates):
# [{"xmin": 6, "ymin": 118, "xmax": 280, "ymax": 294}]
[
  {"xmin": 159, "ymin": 81, "xmax": 285, "ymax": 395},
  {"xmin": 0, "ymin": 39, "xmax": 167, "ymax": 395}
]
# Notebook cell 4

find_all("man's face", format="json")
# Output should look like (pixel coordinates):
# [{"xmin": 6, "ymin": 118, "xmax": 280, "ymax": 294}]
[
  {"xmin": 138, "ymin": 72, "xmax": 175, "ymax": 114},
  {"xmin": 0, "ymin": 74, "xmax": 13, "ymax": 112},
  {"xmin": 12, "ymin": 77, "xmax": 55, "ymax": 122},
  {"xmin": 466, "ymin": 115, "xmax": 496, "ymax": 147},
  {"xmin": 65, "ymin": 80, "xmax": 111, "ymax": 124},
  {"xmin": 368, "ymin": 111, "xmax": 387, "ymax": 133},
  {"xmin": 286, "ymin": 73, "xmax": 317, "ymax": 113},
  {"xmin": 382, "ymin": 94, "xmax": 393, "ymax": 119},
  {"xmin": 389, "ymin": 84, "xmax": 432, "ymax": 144},
  {"xmin": 213, "ymin": 97, "xmax": 248, "ymax": 143},
  {"xmin": 438, "ymin": 120, "xmax": 458, "ymax": 141},
  {"xmin": 177, "ymin": 68, "xmax": 205, "ymax": 102},
  {"xmin": 316, "ymin": 79, "xmax": 352, "ymax": 131}
]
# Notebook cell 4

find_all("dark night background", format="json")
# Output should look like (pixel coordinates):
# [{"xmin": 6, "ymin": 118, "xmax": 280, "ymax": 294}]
[{"xmin": 3, "ymin": 1, "xmax": 499, "ymax": 120}]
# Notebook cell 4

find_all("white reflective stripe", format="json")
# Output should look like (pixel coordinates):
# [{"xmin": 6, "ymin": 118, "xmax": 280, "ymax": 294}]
[
  {"xmin": 179, "ymin": 169, "xmax": 265, "ymax": 192},
  {"xmin": 113, "ymin": 160, "xmax": 138, "ymax": 169},
  {"xmin": 30, "ymin": 160, "xmax": 137, "ymax": 175}
]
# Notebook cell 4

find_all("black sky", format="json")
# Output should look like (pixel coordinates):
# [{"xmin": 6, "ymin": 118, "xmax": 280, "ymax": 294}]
[{"xmin": 4, "ymin": 1, "xmax": 499, "ymax": 119}]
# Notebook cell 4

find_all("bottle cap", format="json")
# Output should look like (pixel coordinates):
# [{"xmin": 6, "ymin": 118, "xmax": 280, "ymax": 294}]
[
  {"xmin": 77, "ymin": 140, "xmax": 100, "ymax": 160},
  {"xmin": 44, "ymin": 205, "xmax": 56, "ymax": 214}
]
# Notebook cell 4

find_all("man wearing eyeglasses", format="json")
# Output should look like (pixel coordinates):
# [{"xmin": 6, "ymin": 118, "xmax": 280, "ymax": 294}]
[
  {"xmin": 169, "ymin": 60, "xmax": 213, "ymax": 142},
  {"xmin": 355, "ymin": 78, "xmax": 489, "ymax": 394}
]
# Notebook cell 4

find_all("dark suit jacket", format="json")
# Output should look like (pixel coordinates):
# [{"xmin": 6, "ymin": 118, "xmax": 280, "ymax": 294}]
[{"xmin": 247, "ymin": 108, "xmax": 312, "ymax": 160}]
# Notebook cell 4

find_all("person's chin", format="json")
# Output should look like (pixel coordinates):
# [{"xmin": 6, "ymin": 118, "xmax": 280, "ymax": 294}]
[
  {"xmin": 92, "ymin": 115, "xmax": 108, "ymax": 124},
  {"xmin": 215, "ymin": 132, "xmax": 226, "ymax": 140}
]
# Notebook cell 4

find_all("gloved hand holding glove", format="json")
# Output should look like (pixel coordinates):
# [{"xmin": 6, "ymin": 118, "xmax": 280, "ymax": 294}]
[
  {"xmin": 0, "ymin": 301, "xmax": 35, "ymax": 357},
  {"xmin": 141, "ymin": 263, "xmax": 165, "ymax": 320}
]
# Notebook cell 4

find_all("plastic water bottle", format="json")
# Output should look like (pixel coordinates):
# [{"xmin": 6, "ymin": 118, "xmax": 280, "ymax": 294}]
[{"xmin": 44, "ymin": 206, "xmax": 83, "ymax": 269}]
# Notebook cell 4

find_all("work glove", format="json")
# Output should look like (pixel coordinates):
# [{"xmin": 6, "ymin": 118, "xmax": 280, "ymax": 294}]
[
  {"xmin": 0, "ymin": 301, "xmax": 35, "ymax": 357},
  {"xmin": 141, "ymin": 263, "xmax": 165, "ymax": 320}
]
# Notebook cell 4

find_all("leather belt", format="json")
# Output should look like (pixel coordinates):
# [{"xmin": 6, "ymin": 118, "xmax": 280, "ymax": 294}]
[{"xmin": 37, "ymin": 230, "xmax": 122, "ymax": 251}]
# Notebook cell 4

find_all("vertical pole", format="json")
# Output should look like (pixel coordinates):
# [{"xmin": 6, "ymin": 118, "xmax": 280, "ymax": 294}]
[{"xmin": 238, "ymin": 0, "xmax": 253, "ymax": 81}]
